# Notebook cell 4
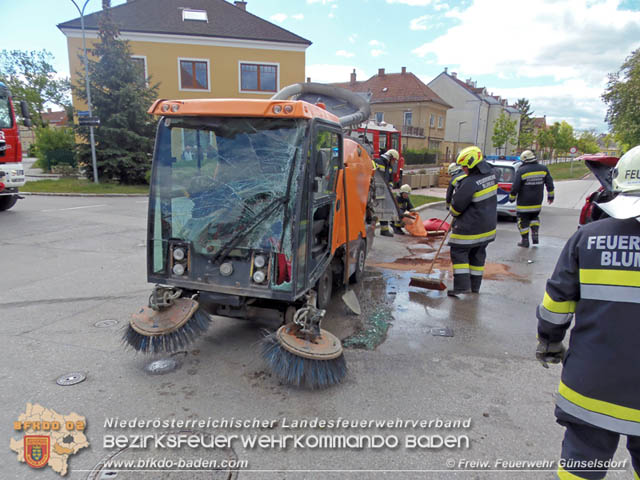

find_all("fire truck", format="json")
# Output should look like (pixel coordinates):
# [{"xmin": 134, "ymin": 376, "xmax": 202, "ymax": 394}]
[
  {"xmin": 355, "ymin": 120, "xmax": 404, "ymax": 186},
  {"xmin": 0, "ymin": 81, "xmax": 31, "ymax": 211}
]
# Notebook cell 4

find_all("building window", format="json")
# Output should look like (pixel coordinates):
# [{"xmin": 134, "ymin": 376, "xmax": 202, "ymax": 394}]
[
  {"xmin": 403, "ymin": 111, "xmax": 412, "ymax": 126},
  {"xmin": 438, "ymin": 116, "xmax": 443, "ymax": 129},
  {"xmin": 182, "ymin": 9, "xmax": 208, "ymax": 21},
  {"xmin": 240, "ymin": 63, "xmax": 278, "ymax": 93},
  {"xmin": 375, "ymin": 112, "xmax": 384, "ymax": 123},
  {"xmin": 179, "ymin": 58, "xmax": 209, "ymax": 91},
  {"xmin": 430, "ymin": 114, "xmax": 435, "ymax": 128},
  {"xmin": 131, "ymin": 56, "xmax": 147, "ymax": 84}
]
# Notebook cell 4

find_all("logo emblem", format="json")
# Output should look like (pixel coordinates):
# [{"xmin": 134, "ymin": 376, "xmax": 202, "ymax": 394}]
[{"xmin": 24, "ymin": 436, "xmax": 50, "ymax": 469}]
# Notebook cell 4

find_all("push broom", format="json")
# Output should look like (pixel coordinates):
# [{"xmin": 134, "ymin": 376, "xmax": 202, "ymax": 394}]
[{"xmin": 410, "ymin": 214, "xmax": 451, "ymax": 291}]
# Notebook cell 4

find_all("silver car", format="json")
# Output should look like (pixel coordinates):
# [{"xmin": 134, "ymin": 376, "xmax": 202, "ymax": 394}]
[{"xmin": 486, "ymin": 158, "xmax": 522, "ymax": 218}]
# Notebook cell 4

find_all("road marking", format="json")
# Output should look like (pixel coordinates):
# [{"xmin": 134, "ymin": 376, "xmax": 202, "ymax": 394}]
[{"xmin": 41, "ymin": 204, "xmax": 107, "ymax": 212}]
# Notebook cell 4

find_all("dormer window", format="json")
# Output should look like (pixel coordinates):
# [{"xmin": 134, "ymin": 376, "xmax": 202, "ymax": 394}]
[{"xmin": 182, "ymin": 9, "xmax": 208, "ymax": 21}]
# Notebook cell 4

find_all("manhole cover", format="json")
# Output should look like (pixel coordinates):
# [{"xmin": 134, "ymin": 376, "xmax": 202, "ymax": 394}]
[
  {"xmin": 94, "ymin": 319, "xmax": 119, "ymax": 328},
  {"xmin": 87, "ymin": 431, "xmax": 238, "ymax": 480},
  {"xmin": 145, "ymin": 358, "xmax": 179, "ymax": 375},
  {"xmin": 431, "ymin": 327, "xmax": 454, "ymax": 337},
  {"xmin": 56, "ymin": 372, "xmax": 86, "ymax": 386}
]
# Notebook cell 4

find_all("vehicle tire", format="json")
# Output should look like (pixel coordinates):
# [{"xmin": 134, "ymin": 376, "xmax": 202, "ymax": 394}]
[
  {"xmin": 350, "ymin": 239, "xmax": 367, "ymax": 284},
  {"xmin": 0, "ymin": 195, "xmax": 18, "ymax": 211},
  {"xmin": 316, "ymin": 267, "xmax": 333, "ymax": 310}
]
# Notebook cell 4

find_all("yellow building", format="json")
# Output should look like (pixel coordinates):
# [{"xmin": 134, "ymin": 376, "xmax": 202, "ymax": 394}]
[{"xmin": 58, "ymin": 0, "xmax": 310, "ymax": 111}]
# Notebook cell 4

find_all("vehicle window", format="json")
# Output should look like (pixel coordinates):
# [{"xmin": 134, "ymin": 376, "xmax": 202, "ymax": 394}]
[
  {"xmin": 492, "ymin": 165, "xmax": 515, "ymax": 183},
  {"xmin": 0, "ymin": 96, "xmax": 13, "ymax": 129},
  {"xmin": 313, "ymin": 130, "xmax": 340, "ymax": 197}
]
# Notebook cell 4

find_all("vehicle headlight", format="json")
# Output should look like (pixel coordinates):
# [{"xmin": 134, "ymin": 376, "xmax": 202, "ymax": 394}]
[
  {"xmin": 173, "ymin": 248, "xmax": 185, "ymax": 261},
  {"xmin": 172, "ymin": 263, "xmax": 185, "ymax": 276},
  {"xmin": 254, "ymin": 254, "xmax": 266, "ymax": 269},
  {"xmin": 220, "ymin": 262, "xmax": 234, "ymax": 276},
  {"xmin": 252, "ymin": 270, "xmax": 266, "ymax": 284}
]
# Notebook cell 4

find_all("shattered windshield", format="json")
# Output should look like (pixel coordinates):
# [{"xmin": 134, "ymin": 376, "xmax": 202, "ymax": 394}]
[{"xmin": 150, "ymin": 116, "xmax": 307, "ymax": 270}]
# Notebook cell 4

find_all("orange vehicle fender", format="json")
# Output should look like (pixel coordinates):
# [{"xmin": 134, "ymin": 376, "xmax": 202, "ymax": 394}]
[{"xmin": 332, "ymin": 139, "xmax": 374, "ymax": 253}]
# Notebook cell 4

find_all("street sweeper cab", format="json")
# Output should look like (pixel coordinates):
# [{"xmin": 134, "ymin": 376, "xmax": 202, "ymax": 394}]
[{"xmin": 126, "ymin": 84, "xmax": 399, "ymax": 387}]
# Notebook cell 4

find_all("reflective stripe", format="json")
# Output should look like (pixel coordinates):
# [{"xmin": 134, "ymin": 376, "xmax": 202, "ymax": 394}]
[
  {"xmin": 557, "ymin": 466, "xmax": 589, "ymax": 480},
  {"xmin": 517, "ymin": 204, "xmax": 542, "ymax": 212},
  {"xmin": 472, "ymin": 184, "xmax": 498, "ymax": 202},
  {"xmin": 470, "ymin": 269, "xmax": 483, "ymax": 276},
  {"xmin": 556, "ymin": 391, "xmax": 640, "ymax": 436},
  {"xmin": 449, "ymin": 229, "xmax": 496, "ymax": 245},
  {"xmin": 453, "ymin": 263, "xmax": 470, "ymax": 269},
  {"xmin": 579, "ymin": 268, "xmax": 640, "ymax": 287},
  {"xmin": 530, "ymin": 220, "xmax": 540, "ymax": 227},
  {"xmin": 548, "ymin": 190, "xmax": 555, "ymax": 196},
  {"xmin": 580, "ymin": 284, "xmax": 640, "ymax": 303},
  {"xmin": 470, "ymin": 265, "xmax": 484, "ymax": 271},
  {"xmin": 560, "ymin": 381, "xmax": 640, "ymax": 424},
  {"xmin": 542, "ymin": 292, "xmax": 576, "ymax": 314},
  {"xmin": 450, "ymin": 205, "xmax": 462, "ymax": 217},
  {"xmin": 635, "ymin": 470, "xmax": 640, "ymax": 480},
  {"xmin": 537, "ymin": 304, "xmax": 572, "ymax": 325},
  {"xmin": 521, "ymin": 171, "xmax": 547, "ymax": 179},
  {"xmin": 451, "ymin": 174, "xmax": 467, "ymax": 186},
  {"xmin": 519, "ymin": 227, "xmax": 530, "ymax": 235},
  {"xmin": 509, "ymin": 194, "xmax": 516, "ymax": 202}
]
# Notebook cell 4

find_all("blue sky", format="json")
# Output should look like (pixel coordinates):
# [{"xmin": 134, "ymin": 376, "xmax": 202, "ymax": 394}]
[{"xmin": 3, "ymin": 0, "xmax": 640, "ymax": 131}]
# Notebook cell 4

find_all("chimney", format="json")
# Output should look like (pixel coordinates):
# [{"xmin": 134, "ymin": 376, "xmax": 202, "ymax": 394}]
[
  {"xmin": 466, "ymin": 78, "xmax": 472, "ymax": 85},
  {"xmin": 350, "ymin": 69, "xmax": 356, "ymax": 85},
  {"xmin": 444, "ymin": 67, "xmax": 448, "ymax": 73},
  {"xmin": 306, "ymin": 77, "xmax": 311, "ymax": 83},
  {"xmin": 451, "ymin": 71, "xmax": 457, "ymax": 78},
  {"xmin": 234, "ymin": 1, "xmax": 247, "ymax": 10},
  {"xmin": 378, "ymin": 68, "xmax": 385, "ymax": 76},
  {"xmin": 401, "ymin": 66, "xmax": 406, "ymax": 74},
  {"xmin": 47, "ymin": 108, "xmax": 52, "ymax": 113}
]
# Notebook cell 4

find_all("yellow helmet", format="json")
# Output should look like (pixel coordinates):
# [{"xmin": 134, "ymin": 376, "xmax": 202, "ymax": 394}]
[
  {"xmin": 456, "ymin": 146, "xmax": 483, "ymax": 169},
  {"xmin": 385, "ymin": 149, "xmax": 399, "ymax": 161}
]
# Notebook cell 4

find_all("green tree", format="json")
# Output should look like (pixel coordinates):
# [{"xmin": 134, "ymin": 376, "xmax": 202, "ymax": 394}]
[
  {"xmin": 551, "ymin": 121, "xmax": 575, "ymax": 156},
  {"xmin": 514, "ymin": 98, "xmax": 534, "ymax": 150},
  {"xmin": 74, "ymin": 0, "xmax": 159, "ymax": 184},
  {"xmin": 602, "ymin": 49, "xmax": 640, "ymax": 150},
  {"xmin": 536, "ymin": 128, "xmax": 554, "ymax": 159},
  {"xmin": 576, "ymin": 130, "xmax": 600, "ymax": 154},
  {"xmin": 492, "ymin": 111, "xmax": 518, "ymax": 154},
  {"xmin": 0, "ymin": 49, "xmax": 70, "ymax": 127}
]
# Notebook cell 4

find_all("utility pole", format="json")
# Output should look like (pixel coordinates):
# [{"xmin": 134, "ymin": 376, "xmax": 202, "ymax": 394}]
[{"xmin": 70, "ymin": 0, "xmax": 99, "ymax": 184}]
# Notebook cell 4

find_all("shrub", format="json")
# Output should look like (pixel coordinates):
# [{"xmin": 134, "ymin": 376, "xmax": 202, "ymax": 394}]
[
  {"xmin": 403, "ymin": 148, "xmax": 439, "ymax": 165},
  {"xmin": 33, "ymin": 126, "xmax": 76, "ymax": 171}
]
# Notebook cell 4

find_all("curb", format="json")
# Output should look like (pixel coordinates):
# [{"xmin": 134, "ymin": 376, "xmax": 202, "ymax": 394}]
[
  {"xmin": 415, "ymin": 200, "xmax": 446, "ymax": 212},
  {"xmin": 20, "ymin": 192, "xmax": 148, "ymax": 198}
]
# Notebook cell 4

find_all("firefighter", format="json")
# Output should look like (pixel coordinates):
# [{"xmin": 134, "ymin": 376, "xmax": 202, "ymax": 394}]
[
  {"xmin": 445, "ymin": 162, "xmax": 467, "ymax": 210},
  {"xmin": 448, "ymin": 146, "xmax": 497, "ymax": 295},
  {"xmin": 535, "ymin": 145, "xmax": 640, "ymax": 480},
  {"xmin": 509, "ymin": 150, "xmax": 554, "ymax": 247},
  {"xmin": 393, "ymin": 184, "xmax": 415, "ymax": 234},
  {"xmin": 375, "ymin": 149, "xmax": 399, "ymax": 237}
]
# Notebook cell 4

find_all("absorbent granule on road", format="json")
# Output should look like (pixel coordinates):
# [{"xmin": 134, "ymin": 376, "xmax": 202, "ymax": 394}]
[{"xmin": 343, "ymin": 308, "xmax": 392, "ymax": 350}]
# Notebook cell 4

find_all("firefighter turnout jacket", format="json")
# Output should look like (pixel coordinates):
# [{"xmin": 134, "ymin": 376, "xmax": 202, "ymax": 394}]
[
  {"xmin": 396, "ymin": 194, "xmax": 415, "ymax": 213},
  {"xmin": 375, "ymin": 154, "xmax": 394, "ymax": 184},
  {"xmin": 446, "ymin": 171, "xmax": 468, "ymax": 208},
  {"xmin": 448, "ymin": 162, "xmax": 498, "ymax": 246},
  {"xmin": 537, "ymin": 216, "xmax": 640, "ymax": 435},
  {"xmin": 509, "ymin": 161, "xmax": 554, "ymax": 213}
]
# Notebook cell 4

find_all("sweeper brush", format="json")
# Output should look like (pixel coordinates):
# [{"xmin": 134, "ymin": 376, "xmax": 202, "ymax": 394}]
[
  {"xmin": 261, "ymin": 297, "xmax": 346, "ymax": 389},
  {"xmin": 123, "ymin": 295, "xmax": 211, "ymax": 354}
]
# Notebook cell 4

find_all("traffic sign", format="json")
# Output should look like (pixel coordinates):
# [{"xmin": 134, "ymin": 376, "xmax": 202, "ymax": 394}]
[
  {"xmin": 77, "ymin": 110, "xmax": 90, "ymax": 117},
  {"xmin": 78, "ymin": 116, "xmax": 100, "ymax": 127},
  {"xmin": 569, "ymin": 146, "xmax": 578, "ymax": 154}
]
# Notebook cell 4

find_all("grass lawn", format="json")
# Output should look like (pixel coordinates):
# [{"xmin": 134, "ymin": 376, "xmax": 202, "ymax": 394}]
[
  {"xmin": 21, "ymin": 178, "xmax": 149, "ymax": 194},
  {"xmin": 547, "ymin": 161, "xmax": 590, "ymax": 181},
  {"xmin": 410, "ymin": 194, "xmax": 443, "ymax": 207}
]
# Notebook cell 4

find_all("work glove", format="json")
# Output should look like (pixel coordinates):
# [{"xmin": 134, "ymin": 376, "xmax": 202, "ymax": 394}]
[{"xmin": 536, "ymin": 340, "xmax": 565, "ymax": 368}]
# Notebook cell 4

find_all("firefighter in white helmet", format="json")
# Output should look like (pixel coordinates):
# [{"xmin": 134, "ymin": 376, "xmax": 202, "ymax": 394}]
[
  {"xmin": 393, "ymin": 184, "xmax": 415, "ymax": 234},
  {"xmin": 446, "ymin": 162, "xmax": 467, "ymax": 210},
  {"xmin": 375, "ymin": 149, "xmax": 400, "ymax": 237},
  {"xmin": 536, "ymin": 145, "xmax": 640, "ymax": 479}
]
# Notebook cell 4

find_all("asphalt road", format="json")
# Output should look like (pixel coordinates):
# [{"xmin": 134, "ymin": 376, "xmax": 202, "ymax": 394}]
[{"xmin": 0, "ymin": 190, "xmax": 632, "ymax": 479}]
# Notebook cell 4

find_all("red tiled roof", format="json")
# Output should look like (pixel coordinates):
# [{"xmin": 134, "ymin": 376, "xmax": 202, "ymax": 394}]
[
  {"xmin": 532, "ymin": 117, "xmax": 547, "ymax": 129},
  {"xmin": 42, "ymin": 111, "xmax": 68, "ymax": 126},
  {"xmin": 333, "ymin": 71, "xmax": 450, "ymax": 107}
]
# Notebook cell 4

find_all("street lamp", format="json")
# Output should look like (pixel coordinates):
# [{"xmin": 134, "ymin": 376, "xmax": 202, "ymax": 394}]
[{"xmin": 70, "ymin": 0, "xmax": 99, "ymax": 184}]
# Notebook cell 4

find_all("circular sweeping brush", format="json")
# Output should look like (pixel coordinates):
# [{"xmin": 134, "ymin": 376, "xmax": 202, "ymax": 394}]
[{"xmin": 262, "ymin": 324, "xmax": 347, "ymax": 389}]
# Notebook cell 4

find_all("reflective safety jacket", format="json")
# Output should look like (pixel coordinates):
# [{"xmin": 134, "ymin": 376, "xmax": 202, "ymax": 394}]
[
  {"xmin": 537, "ymin": 216, "xmax": 640, "ymax": 435},
  {"xmin": 374, "ymin": 154, "xmax": 394, "ymax": 184},
  {"xmin": 509, "ymin": 161, "xmax": 554, "ymax": 213},
  {"xmin": 446, "ymin": 171, "xmax": 467, "ymax": 208},
  {"xmin": 448, "ymin": 162, "xmax": 498, "ymax": 246},
  {"xmin": 396, "ymin": 194, "xmax": 415, "ymax": 213}
]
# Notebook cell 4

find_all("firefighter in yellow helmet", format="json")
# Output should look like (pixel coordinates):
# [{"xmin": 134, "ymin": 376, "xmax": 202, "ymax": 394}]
[
  {"xmin": 375, "ymin": 149, "xmax": 400, "ymax": 237},
  {"xmin": 536, "ymin": 145, "xmax": 640, "ymax": 479},
  {"xmin": 447, "ymin": 146, "xmax": 497, "ymax": 295}
]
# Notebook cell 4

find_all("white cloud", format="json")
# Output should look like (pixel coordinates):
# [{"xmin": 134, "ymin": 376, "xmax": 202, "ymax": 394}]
[
  {"xmin": 412, "ymin": 0, "xmax": 640, "ymax": 130},
  {"xmin": 306, "ymin": 0, "xmax": 336, "ymax": 3},
  {"xmin": 434, "ymin": 1, "xmax": 449, "ymax": 10},
  {"xmin": 328, "ymin": 12, "xmax": 335, "ymax": 18},
  {"xmin": 336, "ymin": 50, "xmax": 355, "ymax": 58},
  {"xmin": 306, "ymin": 64, "xmax": 368, "ymax": 84},
  {"xmin": 371, "ymin": 49, "xmax": 386, "ymax": 57},
  {"xmin": 331, "ymin": 4, "xmax": 338, "ymax": 8},
  {"xmin": 410, "ymin": 14, "xmax": 430, "ymax": 30},
  {"xmin": 386, "ymin": 0, "xmax": 434, "ymax": 5},
  {"xmin": 292, "ymin": 13, "xmax": 304, "ymax": 20},
  {"xmin": 348, "ymin": 34, "xmax": 358, "ymax": 44},
  {"xmin": 369, "ymin": 39, "xmax": 385, "ymax": 47},
  {"xmin": 269, "ymin": 13, "xmax": 287, "ymax": 23}
]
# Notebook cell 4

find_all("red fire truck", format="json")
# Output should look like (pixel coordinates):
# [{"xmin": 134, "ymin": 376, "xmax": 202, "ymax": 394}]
[
  {"xmin": 0, "ymin": 81, "xmax": 31, "ymax": 210},
  {"xmin": 355, "ymin": 121, "xmax": 404, "ymax": 186}
]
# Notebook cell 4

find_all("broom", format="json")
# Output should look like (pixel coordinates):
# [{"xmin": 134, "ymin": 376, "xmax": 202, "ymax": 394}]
[{"xmin": 409, "ymin": 224, "xmax": 450, "ymax": 291}]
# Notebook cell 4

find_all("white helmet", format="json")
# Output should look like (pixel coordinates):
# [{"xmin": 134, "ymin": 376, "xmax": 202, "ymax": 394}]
[
  {"xmin": 400, "ymin": 184, "xmax": 411, "ymax": 194},
  {"xmin": 520, "ymin": 150, "xmax": 536, "ymax": 163},
  {"xmin": 596, "ymin": 145, "xmax": 640, "ymax": 219},
  {"xmin": 385, "ymin": 149, "xmax": 399, "ymax": 161},
  {"xmin": 448, "ymin": 162, "xmax": 462, "ymax": 175}
]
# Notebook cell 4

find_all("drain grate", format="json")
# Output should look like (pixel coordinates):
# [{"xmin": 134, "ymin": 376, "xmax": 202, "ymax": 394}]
[
  {"xmin": 94, "ymin": 319, "xmax": 119, "ymax": 328},
  {"xmin": 56, "ymin": 372, "xmax": 86, "ymax": 386},
  {"xmin": 144, "ymin": 358, "xmax": 179, "ymax": 375}
]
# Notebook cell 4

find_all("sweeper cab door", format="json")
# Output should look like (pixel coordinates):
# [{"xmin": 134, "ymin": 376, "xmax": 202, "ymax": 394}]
[{"xmin": 295, "ymin": 121, "xmax": 342, "ymax": 296}]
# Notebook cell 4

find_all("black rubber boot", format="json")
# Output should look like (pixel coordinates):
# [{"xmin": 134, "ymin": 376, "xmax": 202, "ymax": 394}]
[
  {"xmin": 380, "ymin": 228, "xmax": 394, "ymax": 237},
  {"xmin": 517, "ymin": 235, "xmax": 530, "ymax": 248},
  {"xmin": 470, "ymin": 275, "xmax": 482, "ymax": 293},
  {"xmin": 531, "ymin": 228, "xmax": 539, "ymax": 245},
  {"xmin": 392, "ymin": 225, "xmax": 405, "ymax": 235}
]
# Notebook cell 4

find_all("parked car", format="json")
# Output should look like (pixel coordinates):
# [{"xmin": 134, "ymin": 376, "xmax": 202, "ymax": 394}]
[
  {"xmin": 578, "ymin": 154, "xmax": 619, "ymax": 225},
  {"xmin": 485, "ymin": 156, "xmax": 522, "ymax": 218}
]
